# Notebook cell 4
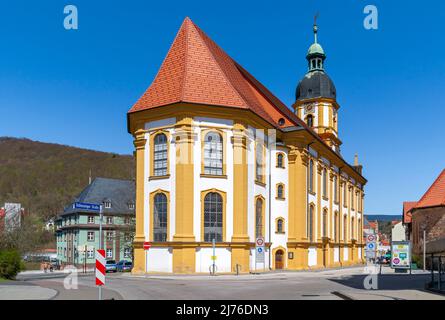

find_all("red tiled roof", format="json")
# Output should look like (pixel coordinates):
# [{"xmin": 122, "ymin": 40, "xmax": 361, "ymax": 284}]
[
  {"xmin": 368, "ymin": 221, "xmax": 378, "ymax": 231},
  {"xmin": 128, "ymin": 17, "xmax": 303, "ymax": 129},
  {"xmin": 414, "ymin": 169, "xmax": 445, "ymax": 209},
  {"xmin": 402, "ymin": 201, "xmax": 417, "ymax": 224}
]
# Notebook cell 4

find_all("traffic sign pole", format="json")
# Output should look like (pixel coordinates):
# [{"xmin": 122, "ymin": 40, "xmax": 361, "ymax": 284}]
[
  {"xmin": 143, "ymin": 241, "xmax": 151, "ymax": 273},
  {"xmin": 99, "ymin": 204, "xmax": 103, "ymax": 301}
]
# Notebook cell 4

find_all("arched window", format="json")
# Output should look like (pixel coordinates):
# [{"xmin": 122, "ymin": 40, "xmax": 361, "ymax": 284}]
[
  {"xmin": 334, "ymin": 212, "xmax": 338, "ymax": 242},
  {"xmin": 306, "ymin": 114, "xmax": 314, "ymax": 127},
  {"xmin": 204, "ymin": 132, "xmax": 223, "ymax": 175},
  {"xmin": 322, "ymin": 168, "xmax": 328, "ymax": 198},
  {"xmin": 276, "ymin": 218, "xmax": 284, "ymax": 233},
  {"xmin": 333, "ymin": 175, "xmax": 338, "ymax": 202},
  {"xmin": 322, "ymin": 209, "xmax": 328, "ymax": 238},
  {"xmin": 351, "ymin": 217, "xmax": 355, "ymax": 240},
  {"xmin": 153, "ymin": 133, "xmax": 168, "ymax": 176},
  {"xmin": 308, "ymin": 160, "xmax": 314, "ymax": 193},
  {"xmin": 204, "ymin": 192, "xmax": 223, "ymax": 242},
  {"xmin": 308, "ymin": 205, "xmax": 314, "ymax": 242},
  {"xmin": 358, "ymin": 218, "xmax": 361, "ymax": 241},
  {"xmin": 153, "ymin": 193, "xmax": 167, "ymax": 242},
  {"xmin": 351, "ymin": 188, "xmax": 354, "ymax": 210},
  {"xmin": 255, "ymin": 142, "xmax": 264, "ymax": 182},
  {"xmin": 343, "ymin": 215, "xmax": 347, "ymax": 242},
  {"xmin": 277, "ymin": 153, "xmax": 284, "ymax": 168},
  {"xmin": 277, "ymin": 184, "xmax": 284, "ymax": 199},
  {"xmin": 255, "ymin": 198, "xmax": 263, "ymax": 238},
  {"xmin": 343, "ymin": 183, "xmax": 347, "ymax": 207},
  {"xmin": 357, "ymin": 192, "xmax": 360, "ymax": 212}
]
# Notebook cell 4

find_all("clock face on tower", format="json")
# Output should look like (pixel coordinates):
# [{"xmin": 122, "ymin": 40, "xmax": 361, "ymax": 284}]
[{"xmin": 305, "ymin": 103, "xmax": 315, "ymax": 114}]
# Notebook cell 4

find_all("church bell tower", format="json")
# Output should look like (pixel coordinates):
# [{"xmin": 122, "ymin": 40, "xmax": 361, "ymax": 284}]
[{"xmin": 293, "ymin": 20, "xmax": 342, "ymax": 154}]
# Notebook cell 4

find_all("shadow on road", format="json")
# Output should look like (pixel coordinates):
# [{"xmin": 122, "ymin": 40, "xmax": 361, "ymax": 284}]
[{"xmin": 327, "ymin": 273, "xmax": 431, "ymax": 291}]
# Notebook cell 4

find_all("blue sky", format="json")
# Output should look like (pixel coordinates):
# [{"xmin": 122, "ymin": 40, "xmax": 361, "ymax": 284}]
[{"xmin": 0, "ymin": 0, "xmax": 444, "ymax": 215}]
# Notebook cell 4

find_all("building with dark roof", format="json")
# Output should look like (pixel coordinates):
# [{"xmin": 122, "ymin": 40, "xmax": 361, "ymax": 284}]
[
  {"xmin": 127, "ymin": 17, "xmax": 366, "ymax": 274},
  {"xmin": 55, "ymin": 178, "xmax": 135, "ymax": 267}
]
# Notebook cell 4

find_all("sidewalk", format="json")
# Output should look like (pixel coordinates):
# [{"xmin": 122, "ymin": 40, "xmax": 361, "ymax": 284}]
[
  {"xmin": 337, "ymin": 289, "xmax": 445, "ymax": 300},
  {"xmin": 0, "ymin": 283, "xmax": 57, "ymax": 300},
  {"xmin": 121, "ymin": 266, "xmax": 368, "ymax": 281}
]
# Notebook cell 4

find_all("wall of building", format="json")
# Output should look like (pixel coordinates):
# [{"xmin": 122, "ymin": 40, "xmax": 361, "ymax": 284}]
[
  {"xmin": 133, "ymin": 112, "xmax": 365, "ymax": 274},
  {"xmin": 412, "ymin": 207, "xmax": 445, "ymax": 255}
]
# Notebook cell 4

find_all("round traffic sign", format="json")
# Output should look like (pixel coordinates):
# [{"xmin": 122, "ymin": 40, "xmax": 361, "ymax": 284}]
[
  {"xmin": 367, "ymin": 234, "xmax": 375, "ymax": 242},
  {"xmin": 367, "ymin": 243, "xmax": 375, "ymax": 250},
  {"xmin": 256, "ymin": 237, "xmax": 264, "ymax": 246},
  {"xmin": 393, "ymin": 258, "xmax": 400, "ymax": 265},
  {"xmin": 143, "ymin": 242, "xmax": 152, "ymax": 250},
  {"xmin": 257, "ymin": 247, "xmax": 263, "ymax": 253}
]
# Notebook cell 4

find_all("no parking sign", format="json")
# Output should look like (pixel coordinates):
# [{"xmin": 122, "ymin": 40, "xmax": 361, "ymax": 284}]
[{"xmin": 255, "ymin": 237, "xmax": 265, "ymax": 264}]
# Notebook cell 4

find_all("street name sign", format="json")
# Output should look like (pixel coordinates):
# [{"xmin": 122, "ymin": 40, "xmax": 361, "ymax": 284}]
[{"xmin": 74, "ymin": 202, "xmax": 101, "ymax": 212}]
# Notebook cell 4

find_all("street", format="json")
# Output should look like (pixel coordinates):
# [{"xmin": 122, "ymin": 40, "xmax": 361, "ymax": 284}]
[{"xmin": 2, "ymin": 266, "xmax": 443, "ymax": 300}]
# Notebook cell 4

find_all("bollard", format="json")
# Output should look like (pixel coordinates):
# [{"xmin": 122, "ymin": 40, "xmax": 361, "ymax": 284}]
[{"xmin": 235, "ymin": 264, "xmax": 241, "ymax": 276}]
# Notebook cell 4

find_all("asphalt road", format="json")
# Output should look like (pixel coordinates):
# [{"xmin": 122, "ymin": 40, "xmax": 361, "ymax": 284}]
[{"xmin": 11, "ymin": 266, "xmax": 445, "ymax": 300}]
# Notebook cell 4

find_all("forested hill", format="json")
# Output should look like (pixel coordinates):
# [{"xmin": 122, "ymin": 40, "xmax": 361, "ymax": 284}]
[{"xmin": 0, "ymin": 137, "xmax": 134, "ymax": 222}]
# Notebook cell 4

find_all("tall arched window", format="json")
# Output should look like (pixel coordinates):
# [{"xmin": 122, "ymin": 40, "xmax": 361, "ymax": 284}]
[
  {"xmin": 276, "ymin": 218, "xmax": 284, "ymax": 233},
  {"xmin": 153, "ymin": 193, "xmax": 167, "ymax": 242},
  {"xmin": 277, "ymin": 153, "xmax": 284, "ymax": 168},
  {"xmin": 351, "ymin": 217, "xmax": 355, "ymax": 240},
  {"xmin": 255, "ymin": 142, "xmax": 264, "ymax": 182},
  {"xmin": 308, "ymin": 160, "xmax": 314, "ymax": 193},
  {"xmin": 343, "ymin": 183, "xmax": 347, "ymax": 207},
  {"xmin": 322, "ymin": 209, "xmax": 328, "ymax": 238},
  {"xmin": 308, "ymin": 205, "xmax": 314, "ymax": 242},
  {"xmin": 306, "ymin": 114, "xmax": 314, "ymax": 127},
  {"xmin": 204, "ymin": 132, "xmax": 223, "ymax": 175},
  {"xmin": 255, "ymin": 198, "xmax": 263, "ymax": 238},
  {"xmin": 334, "ymin": 212, "xmax": 338, "ymax": 242},
  {"xmin": 277, "ymin": 184, "xmax": 284, "ymax": 199},
  {"xmin": 343, "ymin": 215, "xmax": 347, "ymax": 242},
  {"xmin": 333, "ymin": 175, "xmax": 338, "ymax": 202},
  {"xmin": 358, "ymin": 218, "xmax": 361, "ymax": 241},
  {"xmin": 322, "ymin": 168, "xmax": 328, "ymax": 198},
  {"xmin": 153, "ymin": 133, "xmax": 168, "ymax": 176},
  {"xmin": 204, "ymin": 192, "xmax": 223, "ymax": 242},
  {"xmin": 351, "ymin": 188, "xmax": 354, "ymax": 210}
]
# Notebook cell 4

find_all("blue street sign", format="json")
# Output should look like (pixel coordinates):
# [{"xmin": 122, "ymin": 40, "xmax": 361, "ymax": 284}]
[
  {"xmin": 366, "ymin": 243, "xmax": 375, "ymax": 250},
  {"xmin": 73, "ymin": 202, "xmax": 101, "ymax": 212}
]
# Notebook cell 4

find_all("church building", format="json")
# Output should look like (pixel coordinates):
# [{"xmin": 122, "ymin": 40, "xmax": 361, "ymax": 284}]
[{"xmin": 127, "ymin": 17, "xmax": 366, "ymax": 273}]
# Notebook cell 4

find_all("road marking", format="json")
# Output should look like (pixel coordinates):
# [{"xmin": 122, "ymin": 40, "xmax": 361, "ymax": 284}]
[{"xmin": 331, "ymin": 291, "xmax": 354, "ymax": 300}]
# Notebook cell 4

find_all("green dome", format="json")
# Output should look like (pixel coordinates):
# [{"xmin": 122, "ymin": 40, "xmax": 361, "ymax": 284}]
[{"xmin": 307, "ymin": 43, "xmax": 325, "ymax": 57}]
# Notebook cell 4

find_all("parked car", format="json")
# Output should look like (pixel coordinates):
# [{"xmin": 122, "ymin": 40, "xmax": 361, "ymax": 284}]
[
  {"xmin": 116, "ymin": 260, "xmax": 133, "ymax": 272},
  {"xmin": 105, "ymin": 260, "xmax": 117, "ymax": 273}
]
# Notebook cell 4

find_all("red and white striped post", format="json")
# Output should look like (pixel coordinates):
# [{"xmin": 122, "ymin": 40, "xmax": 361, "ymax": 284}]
[{"xmin": 96, "ymin": 249, "xmax": 105, "ymax": 299}]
